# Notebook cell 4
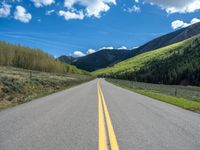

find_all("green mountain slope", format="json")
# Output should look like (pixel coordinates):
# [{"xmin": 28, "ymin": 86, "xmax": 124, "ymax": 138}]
[
  {"xmin": 59, "ymin": 22, "xmax": 200, "ymax": 72},
  {"xmin": 0, "ymin": 41, "xmax": 88, "ymax": 75},
  {"xmin": 58, "ymin": 49, "xmax": 133, "ymax": 72},
  {"xmin": 94, "ymin": 34, "xmax": 200, "ymax": 85}
]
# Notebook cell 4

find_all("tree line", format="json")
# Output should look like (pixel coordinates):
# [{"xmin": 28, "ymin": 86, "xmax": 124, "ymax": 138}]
[
  {"xmin": 100, "ymin": 36, "xmax": 200, "ymax": 86},
  {"xmin": 0, "ymin": 41, "xmax": 87, "ymax": 74}
]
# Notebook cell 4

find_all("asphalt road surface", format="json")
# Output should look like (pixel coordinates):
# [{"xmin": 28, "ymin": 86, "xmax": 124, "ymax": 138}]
[{"xmin": 0, "ymin": 79, "xmax": 200, "ymax": 150}]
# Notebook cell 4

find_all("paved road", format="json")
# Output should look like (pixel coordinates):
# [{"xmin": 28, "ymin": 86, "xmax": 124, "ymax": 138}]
[{"xmin": 0, "ymin": 79, "xmax": 200, "ymax": 150}]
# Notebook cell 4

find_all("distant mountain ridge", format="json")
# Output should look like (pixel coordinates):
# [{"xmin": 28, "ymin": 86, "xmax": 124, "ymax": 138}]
[
  {"xmin": 58, "ymin": 55, "xmax": 76, "ymax": 64},
  {"xmin": 58, "ymin": 22, "xmax": 200, "ymax": 72},
  {"xmin": 136, "ymin": 22, "xmax": 200, "ymax": 54},
  {"xmin": 72, "ymin": 49, "xmax": 134, "ymax": 72}
]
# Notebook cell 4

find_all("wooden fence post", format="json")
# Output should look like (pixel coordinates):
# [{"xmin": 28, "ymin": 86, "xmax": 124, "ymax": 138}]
[
  {"xmin": 30, "ymin": 71, "xmax": 32, "ymax": 80},
  {"xmin": 175, "ymin": 88, "xmax": 177, "ymax": 96}
]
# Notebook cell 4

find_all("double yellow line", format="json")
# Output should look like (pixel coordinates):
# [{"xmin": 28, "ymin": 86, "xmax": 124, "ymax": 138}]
[{"xmin": 97, "ymin": 80, "xmax": 119, "ymax": 150}]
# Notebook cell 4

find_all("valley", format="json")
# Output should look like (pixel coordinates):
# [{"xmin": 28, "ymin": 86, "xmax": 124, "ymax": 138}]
[{"xmin": 1, "ymin": 1, "xmax": 200, "ymax": 150}]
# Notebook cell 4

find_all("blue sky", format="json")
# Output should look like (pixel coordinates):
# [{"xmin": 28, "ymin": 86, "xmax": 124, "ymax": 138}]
[{"xmin": 0, "ymin": 0, "xmax": 200, "ymax": 57}]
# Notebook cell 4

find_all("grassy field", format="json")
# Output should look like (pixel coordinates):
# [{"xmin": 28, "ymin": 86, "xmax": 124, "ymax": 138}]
[
  {"xmin": 0, "ymin": 66, "xmax": 93, "ymax": 110},
  {"xmin": 107, "ymin": 78, "xmax": 200, "ymax": 113}
]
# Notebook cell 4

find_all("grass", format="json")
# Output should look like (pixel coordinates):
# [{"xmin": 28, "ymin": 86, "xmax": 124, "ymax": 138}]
[
  {"xmin": 106, "ymin": 78, "xmax": 200, "ymax": 113},
  {"xmin": 0, "ymin": 66, "xmax": 94, "ymax": 110}
]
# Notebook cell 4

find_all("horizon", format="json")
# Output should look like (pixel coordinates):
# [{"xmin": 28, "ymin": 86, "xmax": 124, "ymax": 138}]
[{"xmin": 0, "ymin": 0, "xmax": 200, "ymax": 57}]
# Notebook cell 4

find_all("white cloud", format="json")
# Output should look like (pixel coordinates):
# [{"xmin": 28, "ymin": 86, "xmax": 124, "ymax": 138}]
[
  {"xmin": 117, "ymin": 46, "xmax": 128, "ymax": 50},
  {"xmin": 145, "ymin": 0, "xmax": 200, "ymax": 14},
  {"xmin": 31, "ymin": 0, "xmax": 55, "ymax": 7},
  {"xmin": 135, "ymin": 0, "xmax": 139, "ymax": 3},
  {"xmin": 99, "ymin": 46, "xmax": 114, "ymax": 50},
  {"xmin": 171, "ymin": 18, "xmax": 200, "ymax": 30},
  {"xmin": 87, "ymin": 49, "xmax": 96, "ymax": 54},
  {"xmin": 124, "ymin": 5, "xmax": 141, "ymax": 13},
  {"xmin": 59, "ymin": 10, "xmax": 84, "ymax": 20},
  {"xmin": 0, "ymin": 2, "xmax": 11, "ymax": 18},
  {"xmin": 14, "ymin": 6, "xmax": 32, "ymax": 23},
  {"xmin": 46, "ymin": 10, "xmax": 55, "ymax": 15},
  {"xmin": 191, "ymin": 18, "xmax": 200, "ymax": 24},
  {"xmin": 73, "ymin": 49, "xmax": 96, "ymax": 57},
  {"xmin": 63, "ymin": 0, "xmax": 116, "ymax": 18},
  {"xmin": 171, "ymin": 20, "xmax": 189, "ymax": 30},
  {"xmin": 73, "ymin": 51, "xmax": 86, "ymax": 57}
]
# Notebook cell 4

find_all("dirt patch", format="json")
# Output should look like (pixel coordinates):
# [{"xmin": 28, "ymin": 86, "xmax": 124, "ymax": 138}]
[{"xmin": 65, "ymin": 77, "xmax": 76, "ymax": 80}]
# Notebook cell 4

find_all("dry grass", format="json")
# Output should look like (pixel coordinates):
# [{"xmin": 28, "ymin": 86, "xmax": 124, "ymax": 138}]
[{"xmin": 0, "ymin": 66, "xmax": 93, "ymax": 110}]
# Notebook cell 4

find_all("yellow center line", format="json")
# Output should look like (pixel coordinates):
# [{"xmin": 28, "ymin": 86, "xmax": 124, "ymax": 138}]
[
  {"xmin": 98, "ymin": 79, "xmax": 120, "ymax": 150},
  {"xmin": 98, "ymin": 80, "xmax": 108, "ymax": 150}
]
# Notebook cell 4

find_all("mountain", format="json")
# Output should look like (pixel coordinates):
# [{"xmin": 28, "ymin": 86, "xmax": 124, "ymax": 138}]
[
  {"xmin": 57, "ymin": 55, "xmax": 76, "ymax": 64},
  {"xmin": 58, "ymin": 49, "xmax": 134, "ymax": 72},
  {"xmin": 94, "ymin": 34, "xmax": 200, "ymax": 85},
  {"xmin": 0, "ymin": 41, "xmax": 89, "ymax": 75},
  {"xmin": 59, "ymin": 22, "xmax": 200, "ymax": 72},
  {"xmin": 71, "ymin": 49, "xmax": 134, "ymax": 72},
  {"xmin": 135, "ymin": 22, "xmax": 200, "ymax": 54}
]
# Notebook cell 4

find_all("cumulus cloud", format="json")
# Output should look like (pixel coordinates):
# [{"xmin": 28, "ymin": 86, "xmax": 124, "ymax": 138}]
[
  {"xmin": 171, "ymin": 18, "xmax": 200, "ymax": 30},
  {"xmin": 46, "ymin": 10, "xmax": 55, "ymax": 15},
  {"xmin": 191, "ymin": 18, "xmax": 200, "ymax": 24},
  {"xmin": 59, "ymin": 10, "xmax": 84, "ymax": 20},
  {"xmin": 171, "ymin": 20, "xmax": 189, "ymax": 29},
  {"xmin": 87, "ymin": 49, "xmax": 96, "ymax": 54},
  {"xmin": 73, "ymin": 51, "xmax": 86, "ymax": 57},
  {"xmin": 64, "ymin": 0, "xmax": 116, "ymax": 18},
  {"xmin": 14, "ymin": 6, "xmax": 32, "ymax": 23},
  {"xmin": 31, "ymin": 0, "xmax": 55, "ymax": 7},
  {"xmin": 0, "ymin": 2, "xmax": 11, "ymax": 18},
  {"xmin": 99, "ymin": 46, "xmax": 114, "ymax": 50},
  {"xmin": 145, "ymin": 0, "xmax": 200, "ymax": 14},
  {"xmin": 124, "ymin": 5, "xmax": 141, "ymax": 13}
]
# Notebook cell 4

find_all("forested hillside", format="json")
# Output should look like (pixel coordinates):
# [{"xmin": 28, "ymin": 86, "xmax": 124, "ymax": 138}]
[
  {"xmin": 94, "ymin": 35, "xmax": 200, "ymax": 85},
  {"xmin": 0, "ymin": 41, "xmax": 88, "ymax": 75},
  {"xmin": 58, "ymin": 49, "xmax": 134, "ymax": 72},
  {"xmin": 71, "ymin": 49, "xmax": 133, "ymax": 71}
]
